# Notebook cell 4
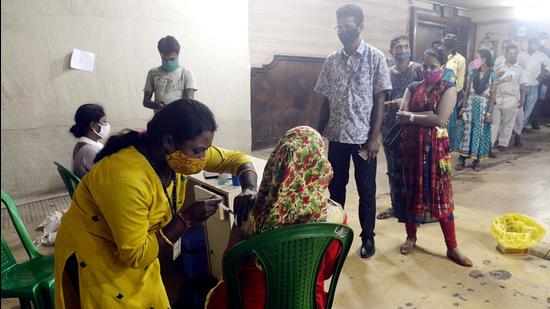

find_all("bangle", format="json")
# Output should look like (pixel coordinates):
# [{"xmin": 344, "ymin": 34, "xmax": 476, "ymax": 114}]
[
  {"xmin": 177, "ymin": 213, "xmax": 193, "ymax": 229},
  {"xmin": 158, "ymin": 229, "xmax": 174, "ymax": 247},
  {"xmin": 237, "ymin": 167, "xmax": 257, "ymax": 179}
]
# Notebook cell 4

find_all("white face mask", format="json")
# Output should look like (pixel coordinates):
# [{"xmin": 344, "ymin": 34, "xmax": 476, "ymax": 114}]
[{"xmin": 93, "ymin": 122, "xmax": 111, "ymax": 139}]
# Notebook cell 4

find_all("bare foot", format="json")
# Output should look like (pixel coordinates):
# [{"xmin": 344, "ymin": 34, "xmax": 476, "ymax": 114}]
[
  {"xmin": 447, "ymin": 248, "xmax": 473, "ymax": 267},
  {"xmin": 400, "ymin": 237, "xmax": 416, "ymax": 255}
]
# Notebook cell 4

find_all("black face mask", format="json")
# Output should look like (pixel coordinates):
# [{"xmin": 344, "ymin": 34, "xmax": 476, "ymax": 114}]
[
  {"xmin": 338, "ymin": 28, "xmax": 360, "ymax": 47},
  {"xmin": 444, "ymin": 38, "xmax": 457, "ymax": 49}
]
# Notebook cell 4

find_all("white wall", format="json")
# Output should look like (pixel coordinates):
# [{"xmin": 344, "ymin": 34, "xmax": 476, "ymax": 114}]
[
  {"xmin": 1, "ymin": 0, "xmax": 251, "ymax": 203},
  {"xmin": 472, "ymin": 6, "xmax": 550, "ymax": 57},
  {"xmin": 470, "ymin": 7, "xmax": 515, "ymax": 24},
  {"xmin": 249, "ymin": 0, "xmax": 410, "ymax": 67}
]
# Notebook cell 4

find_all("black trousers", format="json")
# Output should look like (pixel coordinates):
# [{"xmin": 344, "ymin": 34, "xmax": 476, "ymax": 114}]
[
  {"xmin": 328, "ymin": 141, "xmax": 377, "ymax": 241},
  {"xmin": 383, "ymin": 146, "xmax": 407, "ymax": 222}
]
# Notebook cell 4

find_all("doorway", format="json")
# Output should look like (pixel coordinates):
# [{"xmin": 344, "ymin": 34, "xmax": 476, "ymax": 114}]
[{"xmin": 410, "ymin": 6, "xmax": 475, "ymax": 62}]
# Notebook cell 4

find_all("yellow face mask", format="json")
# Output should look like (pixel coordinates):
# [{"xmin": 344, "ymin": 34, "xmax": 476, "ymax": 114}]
[{"xmin": 166, "ymin": 150, "xmax": 207, "ymax": 175}]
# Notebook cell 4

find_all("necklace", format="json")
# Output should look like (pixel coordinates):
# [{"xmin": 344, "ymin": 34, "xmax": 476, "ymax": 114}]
[{"xmin": 144, "ymin": 146, "xmax": 177, "ymax": 216}]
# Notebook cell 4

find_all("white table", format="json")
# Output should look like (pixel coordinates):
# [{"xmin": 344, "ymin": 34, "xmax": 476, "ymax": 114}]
[{"xmin": 188, "ymin": 156, "xmax": 266, "ymax": 278}]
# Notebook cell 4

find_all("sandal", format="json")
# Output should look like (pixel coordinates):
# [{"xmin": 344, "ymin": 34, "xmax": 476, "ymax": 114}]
[
  {"xmin": 455, "ymin": 162, "xmax": 465, "ymax": 170},
  {"xmin": 400, "ymin": 237, "xmax": 416, "ymax": 255},
  {"xmin": 472, "ymin": 161, "xmax": 481, "ymax": 172},
  {"xmin": 447, "ymin": 248, "xmax": 473, "ymax": 267},
  {"xmin": 376, "ymin": 207, "xmax": 394, "ymax": 220}
]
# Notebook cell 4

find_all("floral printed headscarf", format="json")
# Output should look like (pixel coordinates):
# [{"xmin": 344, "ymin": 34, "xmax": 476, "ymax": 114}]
[{"xmin": 246, "ymin": 126, "xmax": 333, "ymax": 236}]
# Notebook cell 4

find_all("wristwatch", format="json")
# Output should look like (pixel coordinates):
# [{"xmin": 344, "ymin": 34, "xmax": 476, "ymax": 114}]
[{"xmin": 409, "ymin": 114, "xmax": 415, "ymax": 123}]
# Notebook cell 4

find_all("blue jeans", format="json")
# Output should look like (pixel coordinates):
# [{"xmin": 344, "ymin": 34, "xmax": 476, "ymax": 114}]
[{"xmin": 523, "ymin": 85, "xmax": 539, "ymax": 127}]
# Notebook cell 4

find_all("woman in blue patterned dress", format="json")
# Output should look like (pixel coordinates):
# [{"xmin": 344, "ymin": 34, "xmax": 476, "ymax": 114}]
[
  {"xmin": 442, "ymin": 59, "xmax": 461, "ymax": 152},
  {"xmin": 456, "ymin": 49, "xmax": 498, "ymax": 171}
]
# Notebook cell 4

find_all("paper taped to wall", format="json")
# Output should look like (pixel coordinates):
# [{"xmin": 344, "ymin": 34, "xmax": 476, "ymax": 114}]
[{"xmin": 70, "ymin": 48, "xmax": 95, "ymax": 72}]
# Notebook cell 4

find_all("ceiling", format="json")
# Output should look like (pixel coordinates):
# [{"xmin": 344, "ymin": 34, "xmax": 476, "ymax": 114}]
[{"xmin": 433, "ymin": 0, "xmax": 543, "ymax": 9}]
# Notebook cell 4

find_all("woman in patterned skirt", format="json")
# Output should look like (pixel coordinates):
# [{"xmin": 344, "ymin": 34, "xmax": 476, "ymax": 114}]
[
  {"xmin": 396, "ymin": 48, "xmax": 473, "ymax": 267},
  {"xmin": 456, "ymin": 49, "xmax": 499, "ymax": 171}
]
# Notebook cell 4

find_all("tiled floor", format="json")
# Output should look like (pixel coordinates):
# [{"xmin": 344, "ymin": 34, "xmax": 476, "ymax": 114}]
[{"xmin": 2, "ymin": 127, "xmax": 549, "ymax": 308}]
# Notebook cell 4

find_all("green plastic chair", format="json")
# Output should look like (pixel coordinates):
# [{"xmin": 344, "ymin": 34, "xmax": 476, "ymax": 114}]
[
  {"xmin": 1, "ymin": 191, "xmax": 55, "ymax": 308},
  {"xmin": 1, "ymin": 236, "xmax": 50, "ymax": 309},
  {"xmin": 222, "ymin": 223, "xmax": 354, "ymax": 309},
  {"xmin": 53, "ymin": 161, "xmax": 80, "ymax": 198}
]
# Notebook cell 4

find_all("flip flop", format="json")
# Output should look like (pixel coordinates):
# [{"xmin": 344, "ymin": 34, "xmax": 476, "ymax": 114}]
[{"xmin": 376, "ymin": 208, "xmax": 394, "ymax": 220}]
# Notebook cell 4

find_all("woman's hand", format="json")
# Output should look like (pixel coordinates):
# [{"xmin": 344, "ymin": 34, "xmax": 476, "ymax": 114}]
[
  {"xmin": 180, "ymin": 198, "xmax": 221, "ymax": 224},
  {"xmin": 393, "ymin": 98, "xmax": 403, "ymax": 107},
  {"xmin": 233, "ymin": 187, "xmax": 257, "ymax": 226},
  {"xmin": 396, "ymin": 110, "xmax": 412, "ymax": 124},
  {"xmin": 458, "ymin": 108, "xmax": 466, "ymax": 117},
  {"xmin": 385, "ymin": 98, "xmax": 403, "ymax": 106},
  {"xmin": 484, "ymin": 113, "xmax": 492, "ymax": 123}
]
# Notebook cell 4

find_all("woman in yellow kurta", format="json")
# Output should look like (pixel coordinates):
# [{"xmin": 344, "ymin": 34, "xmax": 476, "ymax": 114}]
[{"xmin": 54, "ymin": 99, "xmax": 258, "ymax": 308}]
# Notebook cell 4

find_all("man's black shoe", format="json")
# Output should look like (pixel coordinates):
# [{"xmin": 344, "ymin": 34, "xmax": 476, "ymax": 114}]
[{"xmin": 360, "ymin": 239, "xmax": 375, "ymax": 259}]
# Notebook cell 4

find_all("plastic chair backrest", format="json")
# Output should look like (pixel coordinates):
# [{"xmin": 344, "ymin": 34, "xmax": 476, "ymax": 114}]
[
  {"xmin": 53, "ymin": 162, "xmax": 80, "ymax": 198},
  {"xmin": 222, "ymin": 223, "xmax": 353, "ymax": 309},
  {"xmin": 1, "ymin": 191, "xmax": 42, "ymax": 260},
  {"xmin": 1, "ymin": 236, "xmax": 16, "ymax": 273}
]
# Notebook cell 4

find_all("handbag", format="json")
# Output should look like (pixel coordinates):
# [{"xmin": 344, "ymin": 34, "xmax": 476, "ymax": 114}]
[{"xmin": 382, "ymin": 123, "xmax": 403, "ymax": 150}]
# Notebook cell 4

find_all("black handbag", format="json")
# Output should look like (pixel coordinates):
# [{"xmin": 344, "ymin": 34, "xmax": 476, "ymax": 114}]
[{"xmin": 382, "ymin": 123, "xmax": 403, "ymax": 150}]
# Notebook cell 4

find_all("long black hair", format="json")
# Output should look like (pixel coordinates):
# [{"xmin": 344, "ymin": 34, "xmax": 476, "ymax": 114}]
[
  {"xmin": 70, "ymin": 104, "xmax": 105, "ymax": 138},
  {"xmin": 472, "ymin": 49, "xmax": 494, "ymax": 95},
  {"xmin": 94, "ymin": 99, "xmax": 217, "ymax": 163}
]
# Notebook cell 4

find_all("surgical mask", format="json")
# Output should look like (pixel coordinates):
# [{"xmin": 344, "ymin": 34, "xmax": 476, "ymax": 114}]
[
  {"xmin": 444, "ymin": 38, "xmax": 457, "ymax": 49},
  {"xmin": 161, "ymin": 59, "xmax": 180, "ymax": 72},
  {"xmin": 338, "ymin": 28, "xmax": 360, "ymax": 47},
  {"xmin": 423, "ymin": 68, "xmax": 443, "ymax": 84},
  {"xmin": 166, "ymin": 150, "xmax": 207, "ymax": 175},
  {"xmin": 394, "ymin": 51, "xmax": 411, "ymax": 64},
  {"xmin": 93, "ymin": 123, "xmax": 110, "ymax": 139},
  {"xmin": 472, "ymin": 58, "xmax": 485, "ymax": 70}
]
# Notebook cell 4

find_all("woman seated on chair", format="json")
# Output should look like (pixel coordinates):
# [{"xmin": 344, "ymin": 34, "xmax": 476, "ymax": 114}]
[
  {"xmin": 206, "ymin": 126, "xmax": 346, "ymax": 309},
  {"xmin": 69, "ymin": 104, "xmax": 110, "ymax": 178}
]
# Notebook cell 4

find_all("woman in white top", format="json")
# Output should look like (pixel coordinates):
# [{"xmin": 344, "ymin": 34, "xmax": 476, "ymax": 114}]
[{"xmin": 70, "ymin": 104, "xmax": 110, "ymax": 178}]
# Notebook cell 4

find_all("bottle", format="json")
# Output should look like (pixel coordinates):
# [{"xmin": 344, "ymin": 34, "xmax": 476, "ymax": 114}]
[{"xmin": 218, "ymin": 173, "xmax": 230, "ymax": 185}]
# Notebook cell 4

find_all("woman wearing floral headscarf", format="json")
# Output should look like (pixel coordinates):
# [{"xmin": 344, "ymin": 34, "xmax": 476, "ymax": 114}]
[{"xmin": 206, "ymin": 126, "xmax": 346, "ymax": 309}]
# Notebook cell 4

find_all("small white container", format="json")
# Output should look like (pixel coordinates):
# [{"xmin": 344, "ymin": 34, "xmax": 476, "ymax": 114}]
[{"xmin": 217, "ymin": 173, "xmax": 231, "ymax": 185}]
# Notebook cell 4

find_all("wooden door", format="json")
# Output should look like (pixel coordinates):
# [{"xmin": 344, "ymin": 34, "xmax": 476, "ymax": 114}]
[
  {"xmin": 414, "ymin": 22, "xmax": 445, "ymax": 62},
  {"xmin": 410, "ymin": 6, "xmax": 475, "ymax": 62}
]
